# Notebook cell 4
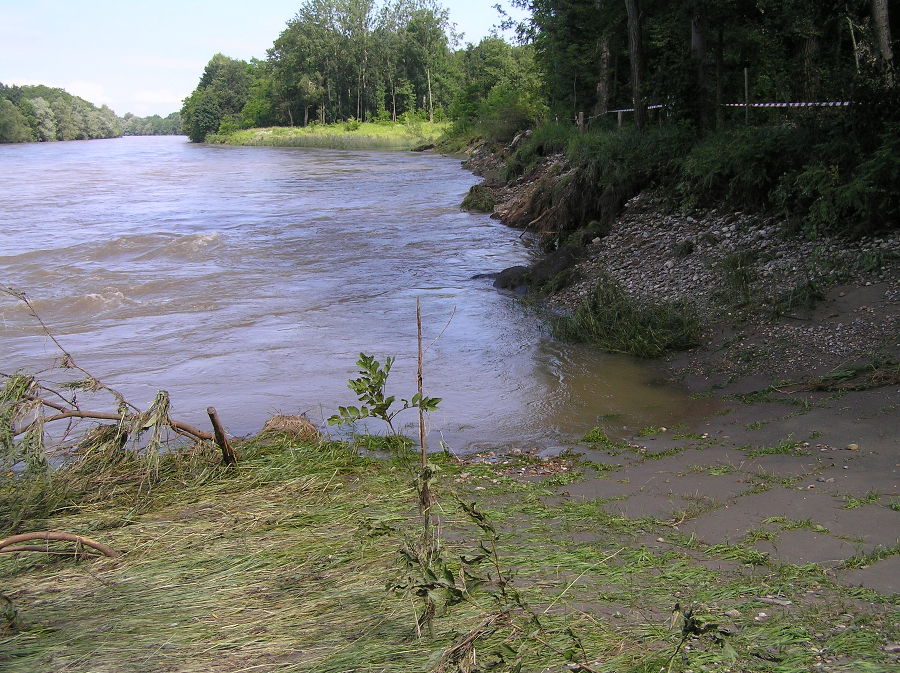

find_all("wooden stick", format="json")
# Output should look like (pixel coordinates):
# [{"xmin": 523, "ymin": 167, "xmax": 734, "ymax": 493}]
[
  {"xmin": 207, "ymin": 406, "xmax": 237, "ymax": 465},
  {"xmin": 416, "ymin": 298, "xmax": 427, "ymax": 465},
  {"xmin": 0, "ymin": 531, "xmax": 118, "ymax": 558}
]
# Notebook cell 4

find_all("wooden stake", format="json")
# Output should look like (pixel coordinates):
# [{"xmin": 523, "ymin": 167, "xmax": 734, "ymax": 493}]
[
  {"xmin": 744, "ymin": 67, "xmax": 750, "ymax": 125},
  {"xmin": 207, "ymin": 406, "xmax": 237, "ymax": 466}
]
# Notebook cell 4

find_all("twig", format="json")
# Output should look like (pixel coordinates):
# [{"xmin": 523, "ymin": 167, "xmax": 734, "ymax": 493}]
[
  {"xmin": 3, "ymin": 288, "xmax": 137, "ymax": 412},
  {"xmin": 424, "ymin": 306, "xmax": 456, "ymax": 354}
]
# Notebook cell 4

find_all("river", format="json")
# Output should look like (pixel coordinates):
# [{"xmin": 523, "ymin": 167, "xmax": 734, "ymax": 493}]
[{"xmin": 1, "ymin": 135, "xmax": 709, "ymax": 452}]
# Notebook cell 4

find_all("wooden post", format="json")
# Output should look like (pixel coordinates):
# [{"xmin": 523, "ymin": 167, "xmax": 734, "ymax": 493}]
[
  {"xmin": 207, "ymin": 407, "xmax": 237, "ymax": 466},
  {"xmin": 617, "ymin": 110, "xmax": 624, "ymax": 128},
  {"xmin": 577, "ymin": 111, "xmax": 585, "ymax": 133},
  {"xmin": 744, "ymin": 67, "xmax": 750, "ymax": 125}
]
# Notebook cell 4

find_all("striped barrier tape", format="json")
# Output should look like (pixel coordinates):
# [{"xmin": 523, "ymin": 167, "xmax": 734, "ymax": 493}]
[{"xmin": 723, "ymin": 101, "xmax": 851, "ymax": 108}]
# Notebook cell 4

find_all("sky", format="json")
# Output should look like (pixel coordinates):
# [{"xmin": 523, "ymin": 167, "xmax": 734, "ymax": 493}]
[{"xmin": 0, "ymin": 0, "xmax": 527, "ymax": 117}]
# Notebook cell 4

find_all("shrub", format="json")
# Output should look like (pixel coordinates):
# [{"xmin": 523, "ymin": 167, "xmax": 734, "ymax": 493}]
[
  {"xmin": 678, "ymin": 126, "xmax": 812, "ymax": 209},
  {"xmin": 552, "ymin": 273, "xmax": 701, "ymax": 358}
]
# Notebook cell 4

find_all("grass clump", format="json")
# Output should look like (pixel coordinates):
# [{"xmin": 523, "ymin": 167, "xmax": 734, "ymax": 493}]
[
  {"xmin": 742, "ymin": 437, "xmax": 808, "ymax": 459},
  {"xmin": 553, "ymin": 273, "xmax": 701, "ymax": 358},
  {"xmin": 460, "ymin": 183, "xmax": 496, "ymax": 212}
]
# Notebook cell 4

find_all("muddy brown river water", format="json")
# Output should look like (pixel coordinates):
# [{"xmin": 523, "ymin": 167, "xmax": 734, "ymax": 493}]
[{"xmin": 1, "ymin": 135, "xmax": 710, "ymax": 451}]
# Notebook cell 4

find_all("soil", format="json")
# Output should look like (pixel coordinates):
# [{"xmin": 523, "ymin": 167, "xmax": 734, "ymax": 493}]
[{"xmin": 458, "ymin": 139, "xmax": 900, "ymax": 594}]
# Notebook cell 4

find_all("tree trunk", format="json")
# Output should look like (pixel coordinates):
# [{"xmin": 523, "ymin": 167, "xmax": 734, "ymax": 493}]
[
  {"xmin": 691, "ymin": 12, "xmax": 708, "ymax": 128},
  {"xmin": 871, "ymin": 0, "xmax": 894, "ymax": 84},
  {"xmin": 426, "ymin": 67, "xmax": 433, "ymax": 123},
  {"xmin": 715, "ymin": 26, "xmax": 723, "ymax": 128},
  {"xmin": 624, "ymin": 0, "xmax": 646, "ymax": 130},
  {"xmin": 287, "ymin": 106, "xmax": 294, "ymax": 127},
  {"xmin": 593, "ymin": 34, "xmax": 611, "ymax": 117},
  {"xmin": 802, "ymin": 35, "xmax": 820, "ymax": 100},
  {"xmin": 304, "ymin": 106, "xmax": 309, "ymax": 127},
  {"xmin": 391, "ymin": 80, "xmax": 397, "ymax": 121}
]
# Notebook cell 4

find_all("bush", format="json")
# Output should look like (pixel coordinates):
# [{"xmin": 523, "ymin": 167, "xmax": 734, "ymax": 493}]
[
  {"xmin": 774, "ymin": 122, "xmax": 900, "ymax": 236},
  {"xmin": 678, "ymin": 126, "xmax": 812, "ymax": 209},
  {"xmin": 552, "ymin": 273, "xmax": 701, "ymax": 358}
]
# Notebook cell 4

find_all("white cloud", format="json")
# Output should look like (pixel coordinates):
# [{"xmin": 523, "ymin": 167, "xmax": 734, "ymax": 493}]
[
  {"xmin": 65, "ymin": 80, "xmax": 110, "ymax": 106},
  {"xmin": 133, "ymin": 88, "xmax": 183, "ymax": 105},
  {"xmin": 129, "ymin": 56, "xmax": 207, "ymax": 72}
]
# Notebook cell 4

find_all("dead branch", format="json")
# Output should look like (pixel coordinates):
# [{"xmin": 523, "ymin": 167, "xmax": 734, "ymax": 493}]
[
  {"xmin": 14, "ymin": 397, "xmax": 215, "ymax": 443},
  {"xmin": 0, "ymin": 531, "xmax": 119, "ymax": 558}
]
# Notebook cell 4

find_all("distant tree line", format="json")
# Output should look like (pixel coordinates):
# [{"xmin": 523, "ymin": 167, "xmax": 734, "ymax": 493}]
[
  {"xmin": 120, "ymin": 112, "xmax": 183, "ymax": 136},
  {"xmin": 0, "ymin": 83, "xmax": 122, "ymax": 143},
  {"xmin": 181, "ymin": 0, "xmax": 544, "ymax": 142}
]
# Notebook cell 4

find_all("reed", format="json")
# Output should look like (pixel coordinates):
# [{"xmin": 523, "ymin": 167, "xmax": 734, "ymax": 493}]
[{"xmin": 210, "ymin": 121, "xmax": 450, "ymax": 151}]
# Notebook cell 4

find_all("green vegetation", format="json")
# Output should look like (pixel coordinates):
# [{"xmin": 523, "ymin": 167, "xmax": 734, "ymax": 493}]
[
  {"xmin": 120, "ymin": 111, "xmax": 182, "ymax": 136},
  {"xmin": 2, "ymin": 420, "xmax": 897, "ymax": 672},
  {"xmin": 742, "ymin": 437, "xmax": 808, "ymax": 459},
  {"xmin": 210, "ymin": 120, "xmax": 447, "ymax": 150},
  {"xmin": 553, "ymin": 272, "xmax": 701, "ymax": 358},
  {"xmin": 326, "ymin": 353, "xmax": 440, "ymax": 435},
  {"xmin": 460, "ymin": 184, "xmax": 496, "ymax": 212},
  {"xmin": 0, "ymin": 83, "xmax": 121, "ymax": 143},
  {"xmin": 842, "ymin": 491, "xmax": 881, "ymax": 510},
  {"xmin": 179, "ymin": 1, "xmax": 543, "ymax": 146}
]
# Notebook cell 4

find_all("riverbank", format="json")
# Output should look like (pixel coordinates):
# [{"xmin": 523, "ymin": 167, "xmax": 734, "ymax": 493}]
[
  {"xmin": 2, "ymin": 425, "xmax": 898, "ymax": 672},
  {"xmin": 208, "ymin": 120, "xmax": 449, "ymax": 150},
  {"xmin": 1, "ymin": 133, "xmax": 897, "ymax": 673},
  {"xmin": 455, "ymin": 133, "xmax": 899, "ymax": 590}
]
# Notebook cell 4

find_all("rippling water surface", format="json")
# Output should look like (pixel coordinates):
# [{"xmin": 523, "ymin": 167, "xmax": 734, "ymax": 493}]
[{"xmin": 1, "ymin": 136, "xmax": 708, "ymax": 450}]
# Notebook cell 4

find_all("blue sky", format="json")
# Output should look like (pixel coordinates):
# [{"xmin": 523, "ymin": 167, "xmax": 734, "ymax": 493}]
[{"xmin": 0, "ymin": 0, "xmax": 526, "ymax": 117}]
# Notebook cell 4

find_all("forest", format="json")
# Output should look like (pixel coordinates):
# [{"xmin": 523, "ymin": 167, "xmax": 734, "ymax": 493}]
[
  {"xmin": 0, "ymin": 85, "xmax": 182, "ymax": 143},
  {"xmin": 0, "ymin": 84, "xmax": 123, "ymax": 143},
  {"xmin": 180, "ymin": 0, "xmax": 897, "ymax": 235},
  {"xmin": 181, "ymin": 0, "xmax": 896, "ymax": 139}
]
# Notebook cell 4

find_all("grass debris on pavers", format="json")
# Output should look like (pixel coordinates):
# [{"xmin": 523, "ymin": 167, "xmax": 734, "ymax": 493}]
[{"xmin": 2, "ymin": 435, "xmax": 898, "ymax": 673}]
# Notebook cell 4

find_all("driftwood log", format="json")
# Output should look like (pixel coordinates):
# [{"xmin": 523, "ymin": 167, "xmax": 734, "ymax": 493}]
[{"xmin": 0, "ymin": 531, "xmax": 119, "ymax": 558}]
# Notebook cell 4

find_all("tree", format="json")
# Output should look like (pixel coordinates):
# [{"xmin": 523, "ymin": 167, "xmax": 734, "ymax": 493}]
[
  {"xmin": 29, "ymin": 97, "xmax": 57, "ymax": 142},
  {"xmin": 624, "ymin": 0, "xmax": 646, "ymax": 130},
  {"xmin": 871, "ymin": 0, "xmax": 894, "ymax": 83},
  {"xmin": 181, "ymin": 54, "xmax": 252, "ymax": 141},
  {"xmin": 0, "ymin": 98, "xmax": 32, "ymax": 142}
]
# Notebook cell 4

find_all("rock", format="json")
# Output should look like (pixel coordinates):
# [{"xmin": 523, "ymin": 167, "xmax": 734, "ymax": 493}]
[
  {"xmin": 493, "ymin": 265, "xmax": 530, "ymax": 292},
  {"xmin": 725, "ymin": 609, "xmax": 741, "ymax": 618},
  {"xmin": 846, "ymin": 443, "xmax": 860, "ymax": 451}
]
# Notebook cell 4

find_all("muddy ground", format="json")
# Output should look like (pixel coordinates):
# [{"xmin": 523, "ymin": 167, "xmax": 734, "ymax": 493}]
[{"xmin": 458, "ymin": 143, "xmax": 899, "ymax": 596}]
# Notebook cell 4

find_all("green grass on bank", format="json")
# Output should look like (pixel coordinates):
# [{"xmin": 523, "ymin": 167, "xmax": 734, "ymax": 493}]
[
  {"xmin": 208, "ymin": 120, "xmax": 450, "ymax": 150},
  {"xmin": 2, "ymin": 433, "xmax": 897, "ymax": 673}
]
